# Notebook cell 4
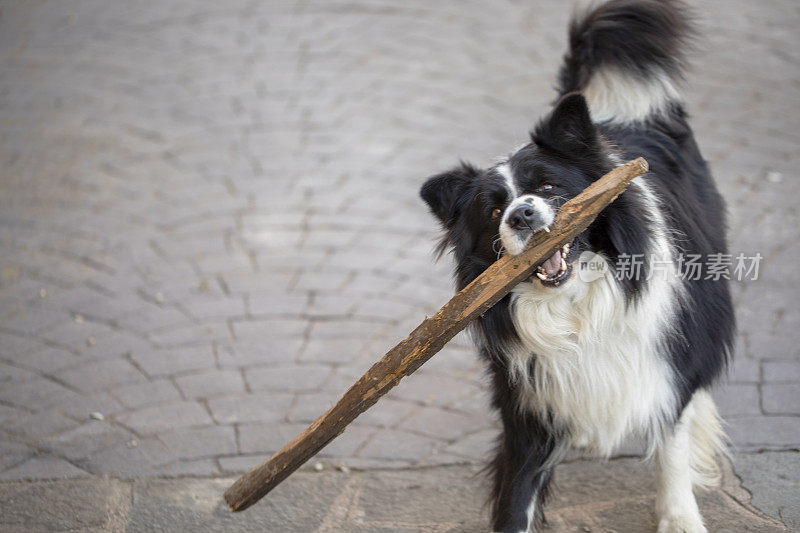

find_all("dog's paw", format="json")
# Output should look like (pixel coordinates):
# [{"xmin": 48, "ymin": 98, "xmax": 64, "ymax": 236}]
[{"xmin": 656, "ymin": 514, "xmax": 707, "ymax": 533}]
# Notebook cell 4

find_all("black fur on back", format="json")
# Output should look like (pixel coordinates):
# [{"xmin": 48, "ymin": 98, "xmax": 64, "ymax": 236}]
[{"xmin": 600, "ymin": 108, "xmax": 734, "ymax": 406}]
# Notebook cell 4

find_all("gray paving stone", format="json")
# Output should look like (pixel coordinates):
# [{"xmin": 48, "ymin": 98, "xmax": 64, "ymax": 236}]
[
  {"xmin": 712, "ymin": 383, "xmax": 762, "ymax": 417},
  {"xmin": 175, "ymin": 369, "xmax": 246, "ymax": 399},
  {"xmin": 357, "ymin": 429, "xmax": 442, "ymax": 462},
  {"xmin": 420, "ymin": 344, "xmax": 484, "ymax": 375},
  {"xmin": 128, "ymin": 475, "xmax": 347, "ymax": 532},
  {"xmin": 301, "ymin": 230, "xmax": 357, "ymax": 249},
  {"xmin": 220, "ymin": 271, "xmax": 296, "ymax": 295},
  {"xmin": 82, "ymin": 437, "xmax": 181, "ymax": 477},
  {"xmin": 74, "ymin": 331, "xmax": 153, "ymax": 360},
  {"xmin": 772, "ymin": 310, "xmax": 800, "ymax": 359},
  {"xmin": 57, "ymin": 357, "xmax": 146, "ymax": 392},
  {"xmin": 397, "ymin": 406, "xmax": 492, "ymax": 441},
  {"xmin": 38, "ymin": 320, "xmax": 119, "ymax": 353},
  {"xmin": 297, "ymin": 338, "xmax": 371, "ymax": 364},
  {"xmin": 353, "ymin": 398, "xmax": 422, "ymax": 431},
  {"xmin": 247, "ymin": 292, "xmax": 309, "ymax": 316},
  {"xmin": 217, "ymin": 454, "xmax": 268, "ymax": 474},
  {"xmin": 735, "ymin": 451, "xmax": 800, "ymax": 530},
  {"xmin": 37, "ymin": 421, "xmax": 134, "ymax": 462},
  {"xmin": 0, "ymin": 477, "xmax": 131, "ymax": 532},
  {"xmin": 1, "ymin": 408, "xmax": 79, "ymax": 441},
  {"xmin": 181, "ymin": 295, "xmax": 246, "ymax": 321},
  {"xmin": 388, "ymin": 372, "xmax": 484, "ymax": 408},
  {"xmin": 0, "ymin": 362, "xmax": 38, "ymax": 384},
  {"xmin": 194, "ymin": 253, "xmax": 253, "ymax": 277},
  {"xmin": 237, "ymin": 422, "xmax": 309, "ymax": 455},
  {"xmin": 149, "ymin": 322, "xmax": 232, "ymax": 347},
  {"xmin": 307, "ymin": 319, "xmax": 387, "ymax": 340},
  {"xmin": 442, "ymin": 429, "xmax": 497, "ymax": 462},
  {"xmin": 352, "ymin": 298, "xmax": 422, "ymax": 323},
  {"xmin": 68, "ymin": 295, "xmax": 155, "ymax": 325},
  {"xmin": 0, "ymin": 333, "xmax": 46, "ymax": 360},
  {"xmin": 727, "ymin": 416, "xmax": 800, "ymax": 450},
  {"xmin": 0, "ymin": 439, "xmax": 34, "ymax": 471},
  {"xmin": 131, "ymin": 346, "xmax": 216, "ymax": 377},
  {"xmin": 114, "ymin": 306, "xmax": 192, "ymax": 335},
  {"xmin": 157, "ymin": 425, "xmax": 237, "ymax": 460},
  {"xmin": 0, "ymin": 306, "xmax": 67, "ymax": 336},
  {"xmin": 0, "ymin": 454, "xmax": 87, "ymax": 480},
  {"xmin": 13, "ymin": 346, "xmax": 80, "ymax": 374},
  {"xmin": 245, "ymin": 365, "xmax": 332, "ymax": 393},
  {"xmin": 344, "ymin": 273, "xmax": 406, "ymax": 298},
  {"xmin": 216, "ymin": 339, "xmax": 303, "ymax": 367},
  {"xmin": 286, "ymin": 392, "xmax": 346, "ymax": 423},
  {"xmin": 58, "ymin": 390, "xmax": 127, "ymax": 420},
  {"xmin": 0, "ymin": 377, "xmax": 82, "ymax": 411},
  {"xmin": 304, "ymin": 294, "xmax": 360, "ymax": 319},
  {"xmin": 115, "ymin": 400, "xmax": 213, "ymax": 435},
  {"xmin": 155, "ymin": 458, "xmax": 220, "ymax": 477},
  {"xmin": 726, "ymin": 357, "xmax": 760, "ymax": 383},
  {"xmin": 0, "ymin": 377, "xmax": 123, "ymax": 422},
  {"xmin": 762, "ymin": 383, "xmax": 800, "ymax": 415},
  {"xmin": 207, "ymin": 393, "xmax": 294, "ymax": 425},
  {"xmin": 230, "ymin": 318, "xmax": 308, "ymax": 341},
  {"xmin": 0, "ymin": 459, "xmax": 791, "ymax": 531},
  {"xmin": 764, "ymin": 361, "xmax": 800, "ymax": 382},
  {"xmin": 291, "ymin": 271, "xmax": 351, "ymax": 292},
  {"xmin": 111, "ymin": 379, "xmax": 183, "ymax": 409},
  {"xmin": 321, "ymin": 424, "xmax": 380, "ymax": 459}
]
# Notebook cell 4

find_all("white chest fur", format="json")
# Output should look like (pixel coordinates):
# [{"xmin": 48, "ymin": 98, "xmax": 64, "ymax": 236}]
[{"xmin": 507, "ymin": 251, "xmax": 681, "ymax": 457}]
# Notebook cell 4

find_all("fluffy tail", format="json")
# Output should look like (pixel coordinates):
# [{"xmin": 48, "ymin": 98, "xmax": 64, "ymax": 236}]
[{"xmin": 558, "ymin": 0, "xmax": 695, "ymax": 123}]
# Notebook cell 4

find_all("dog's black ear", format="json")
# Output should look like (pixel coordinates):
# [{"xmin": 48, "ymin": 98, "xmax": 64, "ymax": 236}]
[
  {"xmin": 531, "ymin": 92, "xmax": 600, "ymax": 158},
  {"xmin": 420, "ymin": 163, "xmax": 477, "ymax": 227}
]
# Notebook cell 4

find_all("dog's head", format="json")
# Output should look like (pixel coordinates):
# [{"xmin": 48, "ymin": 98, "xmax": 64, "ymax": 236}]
[{"xmin": 421, "ymin": 93, "xmax": 637, "ymax": 289}]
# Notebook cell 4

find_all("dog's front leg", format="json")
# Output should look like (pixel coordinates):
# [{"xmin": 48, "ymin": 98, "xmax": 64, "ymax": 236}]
[
  {"xmin": 490, "ymin": 411, "xmax": 560, "ymax": 533},
  {"xmin": 655, "ymin": 402, "xmax": 707, "ymax": 533}
]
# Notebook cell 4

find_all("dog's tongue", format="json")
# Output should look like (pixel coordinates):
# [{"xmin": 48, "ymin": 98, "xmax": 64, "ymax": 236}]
[{"xmin": 542, "ymin": 249, "xmax": 562, "ymax": 276}]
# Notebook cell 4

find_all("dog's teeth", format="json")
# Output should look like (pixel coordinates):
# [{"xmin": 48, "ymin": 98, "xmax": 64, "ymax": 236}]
[
  {"xmin": 563, "ymin": 244, "xmax": 570, "ymax": 253},
  {"xmin": 561, "ymin": 258, "xmax": 567, "ymax": 271},
  {"xmin": 543, "ymin": 226, "xmax": 550, "ymax": 233},
  {"xmin": 536, "ymin": 271, "xmax": 548, "ymax": 281}
]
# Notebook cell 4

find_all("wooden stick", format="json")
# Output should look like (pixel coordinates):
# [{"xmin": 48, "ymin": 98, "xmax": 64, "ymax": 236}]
[{"xmin": 224, "ymin": 157, "xmax": 648, "ymax": 511}]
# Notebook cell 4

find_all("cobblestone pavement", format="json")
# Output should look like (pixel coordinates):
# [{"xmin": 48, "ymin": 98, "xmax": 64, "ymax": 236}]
[
  {"xmin": 0, "ymin": 0, "xmax": 798, "ymax": 528},
  {"xmin": 0, "ymin": 459, "xmax": 790, "ymax": 532}
]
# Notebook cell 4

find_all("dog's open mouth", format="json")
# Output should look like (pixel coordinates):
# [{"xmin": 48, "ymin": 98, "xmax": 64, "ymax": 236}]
[{"xmin": 535, "ymin": 241, "xmax": 573, "ymax": 287}]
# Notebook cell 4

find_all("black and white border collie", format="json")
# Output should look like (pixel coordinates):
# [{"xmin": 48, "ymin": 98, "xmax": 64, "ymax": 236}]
[{"xmin": 420, "ymin": 1, "xmax": 734, "ymax": 531}]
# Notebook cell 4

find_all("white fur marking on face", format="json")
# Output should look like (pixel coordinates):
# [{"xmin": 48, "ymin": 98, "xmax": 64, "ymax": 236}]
[
  {"xmin": 499, "ymin": 226, "xmax": 529, "ymax": 256},
  {"xmin": 497, "ymin": 163, "xmax": 517, "ymax": 197},
  {"xmin": 583, "ymin": 66, "xmax": 682, "ymax": 123},
  {"xmin": 499, "ymin": 195, "xmax": 555, "ymax": 256},
  {"xmin": 528, "ymin": 196, "xmax": 554, "ymax": 227}
]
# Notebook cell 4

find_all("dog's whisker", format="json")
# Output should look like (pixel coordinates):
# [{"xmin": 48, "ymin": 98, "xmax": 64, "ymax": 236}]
[{"xmin": 492, "ymin": 236, "xmax": 506, "ymax": 260}]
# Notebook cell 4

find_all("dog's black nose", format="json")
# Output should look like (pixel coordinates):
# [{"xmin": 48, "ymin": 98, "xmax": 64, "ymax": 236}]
[{"xmin": 507, "ymin": 205, "xmax": 541, "ymax": 230}]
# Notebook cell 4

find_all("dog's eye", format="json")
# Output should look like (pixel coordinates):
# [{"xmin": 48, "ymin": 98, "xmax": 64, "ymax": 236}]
[
  {"xmin": 535, "ymin": 184, "xmax": 553, "ymax": 192},
  {"xmin": 491, "ymin": 208, "xmax": 502, "ymax": 219}
]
